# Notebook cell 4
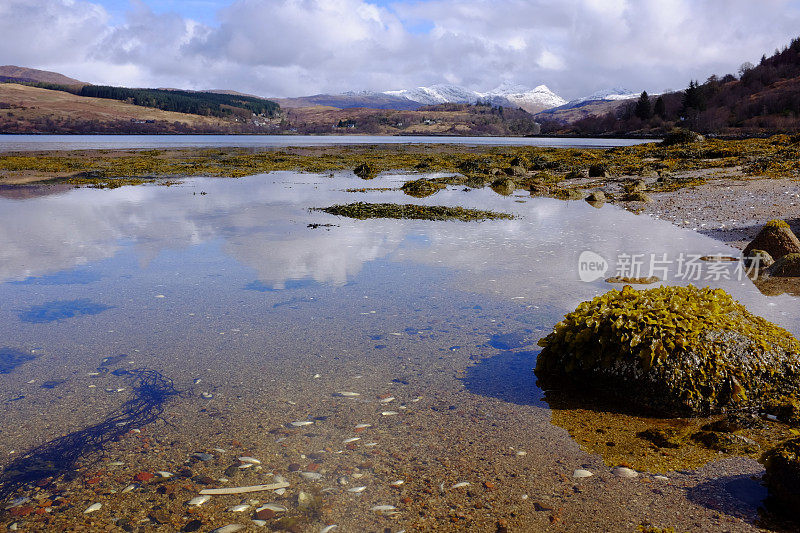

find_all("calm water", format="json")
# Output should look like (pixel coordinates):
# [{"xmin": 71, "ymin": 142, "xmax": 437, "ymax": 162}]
[
  {"xmin": 0, "ymin": 172, "xmax": 792, "ymax": 530},
  {"xmin": 0, "ymin": 134, "xmax": 656, "ymax": 152}
]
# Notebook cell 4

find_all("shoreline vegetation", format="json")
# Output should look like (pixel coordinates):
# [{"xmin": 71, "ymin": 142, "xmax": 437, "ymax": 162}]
[{"xmin": 1, "ymin": 133, "xmax": 799, "ymax": 192}]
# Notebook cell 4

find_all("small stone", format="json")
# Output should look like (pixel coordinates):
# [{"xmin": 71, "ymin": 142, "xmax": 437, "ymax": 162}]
[
  {"xmin": 612, "ymin": 466, "xmax": 638, "ymax": 478},
  {"xmin": 134, "ymin": 471, "xmax": 154, "ymax": 482},
  {"xmin": 182, "ymin": 519, "xmax": 203, "ymax": 532},
  {"xmin": 84, "ymin": 502, "xmax": 102, "ymax": 514},
  {"xmin": 193, "ymin": 453, "xmax": 214, "ymax": 462}
]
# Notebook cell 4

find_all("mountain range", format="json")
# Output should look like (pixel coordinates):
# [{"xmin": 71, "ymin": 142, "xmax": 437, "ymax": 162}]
[{"xmin": 276, "ymin": 82, "xmax": 572, "ymax": 113}]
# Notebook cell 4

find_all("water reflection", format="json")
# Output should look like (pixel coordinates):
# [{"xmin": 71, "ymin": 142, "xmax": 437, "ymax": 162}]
[{"xmin": 0, "ymin": 171, "xmax": 797, "ymax": 334}]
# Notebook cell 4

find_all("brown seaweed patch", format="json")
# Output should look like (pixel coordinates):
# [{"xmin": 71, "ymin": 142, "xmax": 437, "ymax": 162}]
[
  {"xmin": 546, "ymin": 390, "xmax": 792, "ymax": 473},
  {"xmin": 605, "ymin": 276, "xmax": 660, "ymax": 284},
  {"xmin": 314, "ymin": 202, "xmax": 515, "ymax": 222}
]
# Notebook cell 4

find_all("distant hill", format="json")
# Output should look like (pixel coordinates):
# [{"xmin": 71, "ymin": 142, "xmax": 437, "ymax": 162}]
[
  {"xmin": 274, "ymin": 92, "xmax": 422, "ymax": 110},
  {"xmin": 0, "ymin": 65, "xmax": 84, "ymax": 86},
  {"xmin": 545, "ymin": 36, "xmax": 800, "ymax": 135}
]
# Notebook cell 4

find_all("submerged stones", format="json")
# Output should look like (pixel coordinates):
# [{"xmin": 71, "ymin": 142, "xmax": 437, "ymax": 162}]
[{"xmin": 535, "ymin": 285, "xmax": 800, "ymax": 416}]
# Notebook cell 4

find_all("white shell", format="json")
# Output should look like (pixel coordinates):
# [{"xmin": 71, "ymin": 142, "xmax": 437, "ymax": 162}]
[
  {"xmin": 612, "ymin": 467, "xmax": 638, "ymax": 478},
  {"xmin": 238, "ymin": 457, "xmax": 261, "ymax": 465},
  {"xmin": 83, "ymin": 503, "xmax": 102, "ymax": 514},
  {"xmin": 336, "ymin": 392, "xmax": 360, "ymax": 397},
  {"xmin": 187, "ymin": 495, "xmax": 211, "ymax": 506},
  {"xmin": 342, "ymin": 437, "xmax": 361, "ymax": 444},
  {"xmin": 291, "ymin": 421, "xmax": 314, "ymax": 427},
  {"xmin": 320, "ymin": 526, "xmax": 339, "ymax": 533},
  {"xmin": 227, "ymin": 504, "xmax": 251, "ymax": 512},
  {"xmin": 256, "ymin": 503, "xmax": 287, "ymax": 513},
  {"xmin": 370, "ymin": 505, "xmax": 397, "ymax": 513},
  {"xmin": 452, "ymin": 481, "xmax": 470, "ymax": 488},
  {"xmin": 347, "ymin": 486, "xmax": 367, "ymax": 493},
  {"xmin": 573, "ymin": 469, "xmax": 593, "ymax": 478}
]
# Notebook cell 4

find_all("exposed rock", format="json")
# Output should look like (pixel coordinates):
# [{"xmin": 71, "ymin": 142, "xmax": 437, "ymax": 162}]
[
  {"xmin": 588, "ymin": 163, "xmax": 610, "ymax": 178},
  {"xmin": 507, "ymin": 164, "xmax": 527, "ymax": 177},
  {"xmin": 535, "ymin": 285, "xmax": 800, "ymax": 416},
  {"xmin": 661, "ymin": 128, "xmax": 705, "ymax": 145},
  {"xmin": 763, "ymin": 437, "xmax": 800, "ymax": 516},
  {"xmin": 622, "ymin": 191, "xmax": 652, "ymax": 203},
  {"xmin": 585, "ymin": 191, "xmax": 606, "ymax": 204},
  {"xmin": 353, "ymin": 162, "xmax": 377, "ymax": 180},
  {"xmin": 767, "ymin": 252, "xmax": 800, "ymax": 277},
  {"xmin": 743, "ymin": 249, "xmax": 774, "ymax": 273},
  {"xmin": 743, "ymin": 220, "xmax": 800, "ymax": 260},
  {"xmin": 401, "ymin": 178, "xmax": 446, "ymax": 198},
  {"xmin": 491, "ymin": 177, "xmax": 516, "ymax": 196}
]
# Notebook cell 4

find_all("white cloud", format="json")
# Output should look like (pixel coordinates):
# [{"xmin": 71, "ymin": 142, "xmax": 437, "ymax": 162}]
[{"xmin": 2, "ymin": 0, "xmax": 800, "ymax": 99}]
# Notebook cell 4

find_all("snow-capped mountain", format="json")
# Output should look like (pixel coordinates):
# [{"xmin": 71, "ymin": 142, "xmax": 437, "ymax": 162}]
[
  {"xmin": 383, "ymin": 82, "xmax": 566, "ymax": 113},
  {"xmin": 560, "ymin": 88, "xmax": 637, "ymax": 109}
]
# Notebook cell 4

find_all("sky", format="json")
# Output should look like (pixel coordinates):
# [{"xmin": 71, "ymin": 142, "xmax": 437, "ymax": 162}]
[{"xmin": 2, "ymin": 0, "xmax": 800, "ymax": 100}]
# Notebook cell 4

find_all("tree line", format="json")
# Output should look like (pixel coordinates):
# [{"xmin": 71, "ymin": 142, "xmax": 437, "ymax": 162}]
[
  {"xmin": 20, "ymin": 82, "xmax": 280, "ymax": 119},
  {"xmin": 543, "ymin": 36, "xmax": 800, "ymax": 135}
]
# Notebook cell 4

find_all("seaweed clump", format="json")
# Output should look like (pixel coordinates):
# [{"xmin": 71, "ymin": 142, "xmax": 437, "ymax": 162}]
[
  {"xmin": 401, "ymin": 177, "xmax": 447, "ymax": 198},
  {"xmin": 535, "ymin": 285, "xmax": 800, "ymax": 416},
  {"xmin": 316, "ymin": 202, "xmax": 514, "ymax": 222}
]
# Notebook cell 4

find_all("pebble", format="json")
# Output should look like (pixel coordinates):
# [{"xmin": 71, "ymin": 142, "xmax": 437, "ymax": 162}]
[
  {"xmin": 238, "ymin": 456, "xmax": 261, "ymax": 465},
  {"xmin": 336, "ymin": 392, "xmax": 360, "ymax": 397},
  {"xmin": 155, "ymin": 471, "xmax": 174, "ymax": 478},
  {"xmin": 348, "ymin": 486, "xmax": 367, "ymax": 493},
  {"xmin": 291, "ymin": 421, "xmax": 314, "ymax": 427},
  {"xmin": 300, "ymin": 471, "xmax": 323, "ymax": 481},
  {"xmin": 381, "ymin": 411, "xmax": 399, "ymax": 416},
  {"xmin": 370, "ymin": 504, "xmax": 397, "ymax": 514},
  {"xmin": 612, "ymin": 467, "xmax": 638, "ymax": 478},
  {"xmin": 452, "ymin": 481, "xmax": 470, "ymax": 488},
  {"xmin": 121, "ymin": 483, "xmax": 138, "ymax": 493},
  {"xmin": 320, "ymin": 526, "xmax": 339, "ymax": 533},
  {"xmin": 187, "ymin": 495, "xmax": 211, "ymax": 506},
  {"xmin": 343, "ymin": 437, "xmax": 361, "ymax": 444},
  {"xmin": 256, "ymin": 503, "xmax": 284, "ymax": 514},
  {"xmin": 354, "ymin": 423, "xmax": 372, "ymax": 429},
  {"xmin": 193, "ymin": 452, "xmax": 214, "ymax": 462},
  {"xmin": 211, "ymin": 526, "xmax": 244, "ymax": 533},
  {"xmin": 201, "ymin": 392, "xmax": 214, "ymax": 399},
  {"xmin": 252, "ymin": 519, "xmax": 267, "ymax": 527},
  {"xmin": 379, "ymin": 397, "xmax": 395, "ymax": 403},
  {"xmin": 84, "ymin": 502, "xmax": 102, "ymax": 514},
  {"xmin": 227, "ymin": 504, "xmax": 251, "ymax": 512},
  {"xmin": 573, "ymin": 469, "xmax": 593, "ymax": 478},
  {"xmin": 653, "ymin": 475, "xmax": 669, "ymax": 482},
  {"xmin": 390, "ymin": 480, "xmax": 404, "ymax": 486}
]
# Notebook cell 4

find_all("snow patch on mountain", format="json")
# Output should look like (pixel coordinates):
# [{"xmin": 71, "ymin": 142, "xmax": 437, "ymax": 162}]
[
  {"xmin": 562, "ymin": 88, "xmax": 637, "ymax": 108},
  {"xmin": 383, "ymin": 82, "xmax": 566, "ymax": 113}
]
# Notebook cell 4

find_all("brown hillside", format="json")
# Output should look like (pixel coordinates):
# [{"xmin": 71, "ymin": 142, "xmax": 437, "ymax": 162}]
[
  {"xmin": 0, "ymin": 66, "xmax": 85, "ymax": 86},
  {"xmin": 0, "ymin": 83, "xmax": 234, "ymax": 132}
]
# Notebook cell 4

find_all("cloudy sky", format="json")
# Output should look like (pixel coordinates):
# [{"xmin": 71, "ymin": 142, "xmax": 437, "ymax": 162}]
[{"xmin": 2, "ymin": 0, "xmax": 800, "ymax": 100}]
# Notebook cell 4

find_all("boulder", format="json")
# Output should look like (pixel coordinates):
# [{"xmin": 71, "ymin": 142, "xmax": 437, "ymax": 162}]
[
  {"xmin": 743, "ymin": 249, "xmax": 774, "ymax": 272},
  {"xmin": 535, "ymin": 285, "xmax": 800, "ymax": 416},
  {"xmin": 743, "ymin": 220, "xmax": 800, "ymax": 260},
  {"xmin": 763, "ymin": 437, "xmax": 800, "ymax": 516},
  {"xmin": 354, "ymin": 162, "xmax": 377, "ymax": 180},
  {"xmin": 662, "ymin": 128, "xmax": 705, "ymax": 145},
  {"xmin": 586, "ymin": 190, "xmax": 606, "ymax": 205},
  {"xmin": 491, "ymin": 177, "xmax": 516, "ymax": 196},
  {"xmin": 588, "ymin": 163, "xmax": 610, "ymax": 178},
  {"xmin": 401, "ymin": 178, "xmax": 446, "ymax": 198},
  {"xmin": 767, "ymin": 252, "xmax": 800, "ymax": 277}
]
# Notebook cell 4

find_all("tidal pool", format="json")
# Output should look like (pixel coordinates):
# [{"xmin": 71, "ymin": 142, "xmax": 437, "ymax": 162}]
[{"xmin": 0, "ymin": 171, "xmax": 797, "ymax": 531}]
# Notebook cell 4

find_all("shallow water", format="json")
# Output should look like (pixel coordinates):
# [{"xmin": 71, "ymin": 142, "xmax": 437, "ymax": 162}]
[
  {"xmin": 0, "ymin": 172, "xmax": 797, "ymax": 531},
  {"xmin": 0, "ymin": 134, "xmax": 655, "ymax": 152}
]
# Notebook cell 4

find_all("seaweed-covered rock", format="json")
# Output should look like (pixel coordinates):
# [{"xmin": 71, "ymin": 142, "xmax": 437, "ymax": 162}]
[
  {"xmin": 622, "ymin": 191, "xmax": 653, "ymax": 203},
  {"xmin": 535, "ymin": 285, "xmax": 800, "ymax": 416},
  {"xmin": 401, "ymin": 178, "xmax": 446, "ymax": 198},
  {"xmin": 662, "ymin": 128, "xmax": 705, "ymax": 145},
  {"xmin": 586, "ymin": 190, "xmax": 606, "ymax": 205},
  {"xmin": 491, "ymin": 177, "xmax": 516, "ymax": 196},
  {"xmin": 743, "ymin": 219, "xmax": 800, "ymax": 260},
  {"xmin": 588, "ymin": 163, "xmax": 610, "ymax": 178},
  {"xmin": 767, "ymin": 252, "xmax": 800, "ymax": 277},
  {"xmin": 743, "ymin": 249, "xmax": 774, "ymax": 272},
  {"xmin": 763, "ymin": 437, "xmax": 800, "ymax": 515},
  {"xmin": 353, "ymin": 162, "xmax": 377, "ymax": 180}
]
